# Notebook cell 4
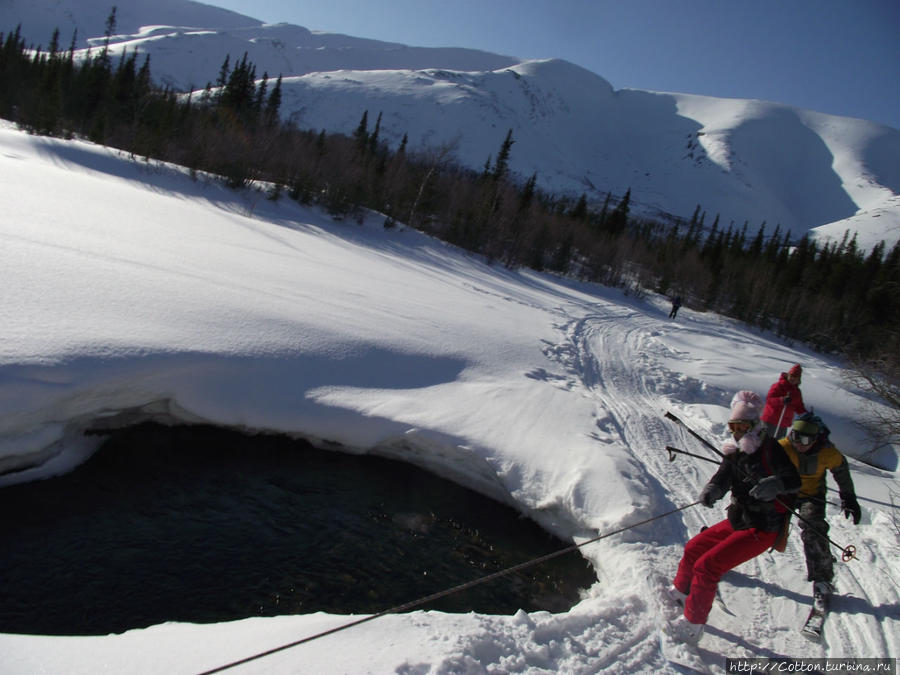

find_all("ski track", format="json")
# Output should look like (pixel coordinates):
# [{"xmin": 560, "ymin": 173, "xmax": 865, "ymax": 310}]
[
  {"xmin": 548, "ymin": 300, "xmax": 899, "ymax": 670},
  {"xmin": 824, "ymin": 514, "xmax": 900, "ymax": 657},
  {"xmin": 549, "ymin": 305, "xmax": 731, "ymax": 671}
]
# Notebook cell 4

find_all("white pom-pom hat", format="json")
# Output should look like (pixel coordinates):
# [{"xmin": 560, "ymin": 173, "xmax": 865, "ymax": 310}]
[
  {"xmin": 722, "ymin": 390, "xmax": 767, "ymax": 455},
  {"xmin": 730, "ymin": 390, "xmax": 763, "ymax": 422}
]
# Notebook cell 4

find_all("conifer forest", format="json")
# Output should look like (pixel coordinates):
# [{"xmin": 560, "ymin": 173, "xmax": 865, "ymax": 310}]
[{"xmin": 2, "ymin": 23, "xmax": 897, "ymax": 397}]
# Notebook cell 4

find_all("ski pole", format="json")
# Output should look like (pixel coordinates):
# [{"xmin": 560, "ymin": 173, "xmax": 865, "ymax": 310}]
[
  {"xmin": 664, "ymin": 411, "xmax": 857, "ymax": 562},
  {"xmin": 778, "ymin": 499, "xmax": 857, "ymax": 562},
  {"xmin": 665, "ymin": 445, "xmax": 719, "ymax": 465},
  {"xmin": 774, "ymin": 401, "xmax": 788, "ymax": 438},
  {"xmin": 664, "ymin": 411, "xmax": 723, "ymax": 458}
]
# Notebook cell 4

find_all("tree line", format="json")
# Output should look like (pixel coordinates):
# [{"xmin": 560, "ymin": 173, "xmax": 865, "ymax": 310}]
[{"xmin": 2, "ymin": 22, "xmax": 898, "ymax": 395}]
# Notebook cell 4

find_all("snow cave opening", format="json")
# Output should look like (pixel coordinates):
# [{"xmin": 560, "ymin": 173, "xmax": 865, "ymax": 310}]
[{"xmin": 0, "ymin": 422, "xmax": 596, "ymax": 635}]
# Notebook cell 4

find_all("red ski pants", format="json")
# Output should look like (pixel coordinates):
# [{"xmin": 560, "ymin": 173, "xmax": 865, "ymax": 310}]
[{"xmin": 673, "ymin": 519, "xmax": 777, "ymax": 624}]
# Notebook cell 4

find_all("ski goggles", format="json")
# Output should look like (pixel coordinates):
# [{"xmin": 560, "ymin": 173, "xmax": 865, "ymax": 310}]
[
  {"xmin": 790, "ymin": 429, "xmax": 816, "ymax": 445},
  {"xmin": 727, "ymin": 420, "xmax": 753, "ymax": 432}
]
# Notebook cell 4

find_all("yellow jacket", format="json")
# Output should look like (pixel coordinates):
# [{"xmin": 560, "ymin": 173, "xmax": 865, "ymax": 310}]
[{"xmin": 778, "ymin": 437, "xmax": 855, "ymax": 499}]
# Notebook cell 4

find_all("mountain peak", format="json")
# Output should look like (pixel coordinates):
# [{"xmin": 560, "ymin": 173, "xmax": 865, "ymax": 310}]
[{"xmin": 6, "ymin": 0, "xmax": 899, "ymax": 250}]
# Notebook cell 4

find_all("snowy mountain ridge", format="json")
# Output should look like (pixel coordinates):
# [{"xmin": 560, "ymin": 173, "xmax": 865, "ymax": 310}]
[{"xmin": 6, "ymin": 0, "xmax": 900, "ymax": 250}]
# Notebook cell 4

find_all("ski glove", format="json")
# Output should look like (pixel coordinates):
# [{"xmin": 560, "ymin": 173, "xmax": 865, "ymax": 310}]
[
  {"xmin": 700, "ymin": 483, "xmax": 723, "ymax": 507},
  {"xmin": 784, "ymin": 394, "xmax": 792, "ymax": 404},
  {"xmin": 749, "ymin": 476, "xmax": 784, "ymax": 501},
  {"xmin": 841, "ymin": 494, "xmax": 861, "ymax": 525}
]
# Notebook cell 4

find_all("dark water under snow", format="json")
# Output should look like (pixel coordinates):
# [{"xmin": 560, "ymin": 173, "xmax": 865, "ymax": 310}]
[{"xmin": 0, "ymin": 423, "xmax": 595, "ymax": 635}]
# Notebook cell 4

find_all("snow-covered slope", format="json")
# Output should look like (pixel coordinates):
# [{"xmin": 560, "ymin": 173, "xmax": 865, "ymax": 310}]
[
  {"xmin": 1, "ymin": 117, "xmax": 899, "ymax": 673},
  {"xmin": 4, "ymin": 0, "xmax": 517, "ymax": 88},
  {"xmin": 274, "ymin": 61, "xmax": 900, "ymax": 250},
  {"xmin": 3, "ymin": 0, "xmax": 262, "ymax": 47},
  {"xmin": 7, "ymin": 0, "xmax": 900, "ymax": 250}
]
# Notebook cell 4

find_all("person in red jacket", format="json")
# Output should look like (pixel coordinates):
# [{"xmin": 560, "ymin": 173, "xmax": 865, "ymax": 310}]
[{"xmin": 761, "ymin": 364, "xmax": 807, "ymax": 439}]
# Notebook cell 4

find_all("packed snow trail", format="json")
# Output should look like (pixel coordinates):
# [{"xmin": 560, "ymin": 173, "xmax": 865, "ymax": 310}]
[{"xmin": 540, "ymin": 296, "xmax": 900, "ymax": 669}]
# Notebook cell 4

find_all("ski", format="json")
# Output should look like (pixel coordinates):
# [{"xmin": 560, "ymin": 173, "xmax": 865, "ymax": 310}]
[
  {"xmin": 658, "ymin": 627, "xmax": 709, "ymax": 674},
  {"xmin": 801, "ymin": 606, "xmax": 826, "ymax": 640},
  {"xmin": 801, "ymin": 591, "xmax": 829, "ymax": 641},
  {"xmin": 714, "ymin": 588, "xmax": 735, "ymax": 616}
]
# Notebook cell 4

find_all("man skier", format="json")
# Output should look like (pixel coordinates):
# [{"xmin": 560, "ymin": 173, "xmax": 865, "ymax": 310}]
[
  {"xmin": 668, "ymin": 296, "xmax": 682, "ymax": 319},
  {"xmin": 779, "ymin": 412, "xmax": 861, "ymax": 600},
  {"xmin": 666, "ymin": 390, "xmax": 801, "ymax": 645}
]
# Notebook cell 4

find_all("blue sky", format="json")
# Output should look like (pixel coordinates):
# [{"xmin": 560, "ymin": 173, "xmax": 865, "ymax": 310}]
[{"xmin": 208, "ymin": 0, "xmax": 900, "ymax": 131}]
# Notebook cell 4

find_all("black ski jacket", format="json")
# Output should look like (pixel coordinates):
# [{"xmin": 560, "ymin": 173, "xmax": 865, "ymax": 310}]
[{"xmin": 706, "ymin": 438, "xmax": 801, "ymax": 532}]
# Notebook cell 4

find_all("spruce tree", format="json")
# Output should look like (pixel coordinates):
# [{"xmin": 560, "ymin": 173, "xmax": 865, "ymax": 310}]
[
  {"xmin": 368, "ymin": 111, "xmax": 382, "ymax": 155},
  {"xmin": 492, "ymin": 129, "xmax": 514, "ymax": 181},
  {"xmin": 216, "ymin": 55, "xmax": 230, "ymax": 89},
  {"xmin": 354, "ymin": 110, "xmax": 369, "ymax": 150},
  {"xmin": 571, "ymin": 193, "xmax": 588, "ymax": 221},
  {"xmin": 264, "ymin": 75, "xmax": 282, "ymax": 125},
  {"xmin": 520, "ymin": 172, "xmax": 537, "ymax": 209},
  {"xmin": 597, "ymin": 192, "xmax": 611, "ymax": 231},
  {"xmin": 605, "ymin": 188, "xmax": 630, "ymax": 234}
]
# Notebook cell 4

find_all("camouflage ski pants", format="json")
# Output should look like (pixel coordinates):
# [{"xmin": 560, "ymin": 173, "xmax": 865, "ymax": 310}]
[{"xmin": 798, "ymin": 498, "xmax": 834, "ymax": 583}]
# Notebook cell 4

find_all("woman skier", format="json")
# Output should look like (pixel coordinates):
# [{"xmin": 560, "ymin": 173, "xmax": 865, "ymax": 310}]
[{"xmin": 666, "ymin": 390, "xmax": 801, "ymax": 644}]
